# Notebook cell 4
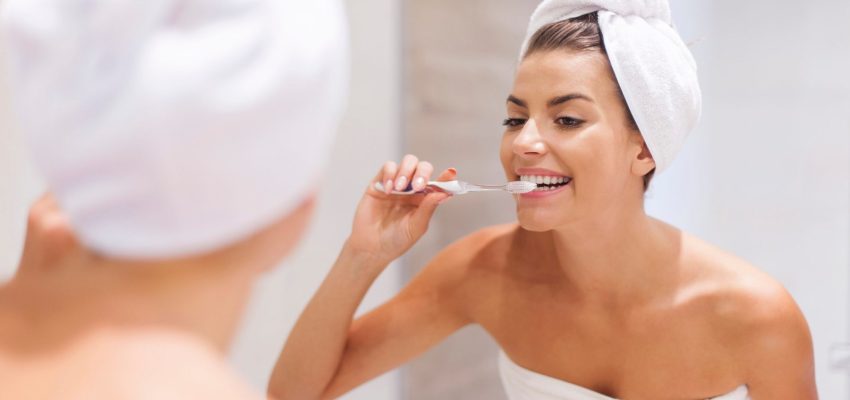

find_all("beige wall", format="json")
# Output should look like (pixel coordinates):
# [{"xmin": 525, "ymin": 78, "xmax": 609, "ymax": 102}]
[{"xmin": 401, "ymin": 1, "xmax": 538, "ymax": 398}]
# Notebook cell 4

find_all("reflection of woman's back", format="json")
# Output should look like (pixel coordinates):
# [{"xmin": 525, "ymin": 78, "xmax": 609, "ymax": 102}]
[
  {"xmin": 0, "ymin": 0, "xmax": 347, "ymax": 398},
  {"xmin": 269, "ymin": 3, "xmax": 816, "ymax": 400}
]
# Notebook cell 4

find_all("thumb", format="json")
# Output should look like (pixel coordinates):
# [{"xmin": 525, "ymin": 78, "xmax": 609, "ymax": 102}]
[{"xmin": 435, "ymin": 167, "xmax": 457, "ymax": 182}]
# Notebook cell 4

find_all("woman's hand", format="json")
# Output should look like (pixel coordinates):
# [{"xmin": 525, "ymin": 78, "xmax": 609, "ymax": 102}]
[{"xmin": 346, "ymin": 154, "xmax": 455, "ymax": 266}]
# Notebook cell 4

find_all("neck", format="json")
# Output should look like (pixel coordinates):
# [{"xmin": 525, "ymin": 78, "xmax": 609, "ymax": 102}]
[
  {"xmin": 13, "ymin": 249, "xmax": 257, "ymax": 353},
  {"xmin": 548, "ymin": 202, "xmax": 682, "ymax": 304}
]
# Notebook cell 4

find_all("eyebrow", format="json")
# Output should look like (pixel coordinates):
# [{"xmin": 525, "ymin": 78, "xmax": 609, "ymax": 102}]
[
  {"xmin": 548, "ymin": 93, "xmax": 593, "ymax": 107},
  {"xmin": 506, "ymin": 93, "xmax": 593, "ymax": 108}
]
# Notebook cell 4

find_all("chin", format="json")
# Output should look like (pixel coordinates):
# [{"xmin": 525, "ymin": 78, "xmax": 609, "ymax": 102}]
[{"xmin": 515, "ymin": 210, "xmax": 561, "ymax": 232}]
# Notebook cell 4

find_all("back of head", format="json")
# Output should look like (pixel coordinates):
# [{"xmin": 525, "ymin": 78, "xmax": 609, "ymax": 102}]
[{"xmin": 1, "ymin": 0, "xmax": 349, "ymax": 260}]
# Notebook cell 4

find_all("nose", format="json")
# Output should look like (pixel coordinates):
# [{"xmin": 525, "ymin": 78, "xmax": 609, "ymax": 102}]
[{"xmin": 512, "ymin": 119, "xmax": 547, "ymax": 158}]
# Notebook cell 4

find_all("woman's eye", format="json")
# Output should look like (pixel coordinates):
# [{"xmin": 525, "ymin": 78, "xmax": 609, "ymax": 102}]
[
  {"xmin": 556, "ymin": 116, "xmax": 584, "ymax": 127},
  {"xmin": 502, "ymin": 118, "xmax": 526, "ymax": 128}
]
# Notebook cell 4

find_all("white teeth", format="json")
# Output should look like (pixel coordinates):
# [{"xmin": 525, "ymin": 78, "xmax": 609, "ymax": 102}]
[{"xmin": 519, "ymin": 174, "xmax": 570, "ymax": 189}]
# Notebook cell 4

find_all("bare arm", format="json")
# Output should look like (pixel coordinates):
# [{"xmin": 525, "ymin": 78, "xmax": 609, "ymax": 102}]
[
  {"xmin": 269, "ymin": 240, "xmax": 472, "ymax": 400},
  {"xmin": 267, "ymin": 156, "xmax": 469, "ymax": 400}
]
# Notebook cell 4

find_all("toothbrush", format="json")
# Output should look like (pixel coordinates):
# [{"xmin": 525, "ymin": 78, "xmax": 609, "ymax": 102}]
[{"xmin": 373, "ymin": 180, "xmax": 536, "ymax": 196}]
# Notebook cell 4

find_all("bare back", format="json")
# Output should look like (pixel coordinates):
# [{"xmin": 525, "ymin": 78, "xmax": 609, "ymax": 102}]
[{"xmin": 0, "ymin": 284, "xmax": 262, "ymax": 400}]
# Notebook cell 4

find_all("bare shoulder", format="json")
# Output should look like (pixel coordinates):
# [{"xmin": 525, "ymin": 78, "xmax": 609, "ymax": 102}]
[
  {"xmin": 1, "ymin": 328, "xmax": 263, "ymax": 400},
  {"xmin": 679, "ymin": 233, "xmax": 813, "ymax": 366},
  {"xmin": 403, "ymin": 223, "xmax": 519, "ymax": 308}
]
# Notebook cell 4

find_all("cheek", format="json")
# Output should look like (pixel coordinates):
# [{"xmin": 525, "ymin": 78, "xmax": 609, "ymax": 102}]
[{"xmin": 573, "ymin": 128, "xmax": 627, "ymax": 174}]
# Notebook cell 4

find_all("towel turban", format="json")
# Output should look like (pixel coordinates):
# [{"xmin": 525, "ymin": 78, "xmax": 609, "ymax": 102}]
[{"xmin": 2, "ymin": 0, "xmax": 349, "ymax": 259}]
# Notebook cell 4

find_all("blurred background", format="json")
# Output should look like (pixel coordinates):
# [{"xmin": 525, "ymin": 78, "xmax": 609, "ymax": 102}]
[{"xmin": 1, "ymin": 0, "xmax": 848, "ymax": 399}]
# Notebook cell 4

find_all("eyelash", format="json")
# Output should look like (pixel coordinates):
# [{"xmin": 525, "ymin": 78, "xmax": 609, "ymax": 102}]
[
  {"xmin": 501, "ymin": 117, "xmax": 584, "ymax": 129},
  {"xmin": 556, "ymin": 117, "xmax": 583, "ymax": 127}
]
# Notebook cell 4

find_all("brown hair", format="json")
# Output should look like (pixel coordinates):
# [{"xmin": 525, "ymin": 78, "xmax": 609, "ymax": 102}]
[{"xmin": 523, "ymin": 12, "xmax": 655, "ymax": 190}]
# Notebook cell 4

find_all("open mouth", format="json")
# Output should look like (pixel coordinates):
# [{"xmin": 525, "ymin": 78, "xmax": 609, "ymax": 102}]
[{"xmin": 520, "ymin": 174, "xmax": 572, "ymax": 192}]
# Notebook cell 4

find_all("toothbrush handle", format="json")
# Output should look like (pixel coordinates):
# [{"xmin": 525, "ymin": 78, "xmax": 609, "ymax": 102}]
[
  {"xmin": 373, "ymin": 180, "xmax": 465, "ymax": 195},
  {"xmin": 372, "ymin": 181, "xmax": 419, "ymax": 195}
]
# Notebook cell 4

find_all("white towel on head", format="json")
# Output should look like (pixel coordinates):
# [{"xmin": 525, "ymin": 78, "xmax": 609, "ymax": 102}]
[
  {"xmin": 1, "ymin": 0, "xmax": 349, "ymax": 260},
  {"xmin": 520, "ymin": 0, "xmax": 700, "ymax": 173}
]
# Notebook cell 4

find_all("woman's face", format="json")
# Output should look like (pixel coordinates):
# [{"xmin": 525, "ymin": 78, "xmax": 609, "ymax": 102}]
[{"xmin": 500, "ymin": 49, "xmax": 653, "ymax": 232}]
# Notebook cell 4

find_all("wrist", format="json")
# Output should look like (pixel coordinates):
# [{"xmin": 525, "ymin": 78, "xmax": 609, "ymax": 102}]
[{"xmin": 339, "ymin": 240, "xmax": 391, "ymax": 275}]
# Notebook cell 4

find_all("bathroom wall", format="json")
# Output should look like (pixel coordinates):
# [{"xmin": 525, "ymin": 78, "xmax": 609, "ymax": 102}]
[
  {"xmin": 650, "ymin": 1, "xmax": 850, "ymax": 398},
  {"xmin": 401, "ymin": 1, "xmax": 538, "ymax": 398},
  {"xmin": 0, "ymin": 12, "xmax": 46, "ymax": 281},
  {"xmin": 401, "ymin": 0, "xmax": 850, "ymax": 399}
]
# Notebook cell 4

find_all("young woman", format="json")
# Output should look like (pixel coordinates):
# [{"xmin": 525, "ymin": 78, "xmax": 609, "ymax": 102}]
[{"xmin": 269, "ymin": 9, "xmax": 817, "ymax": 400}]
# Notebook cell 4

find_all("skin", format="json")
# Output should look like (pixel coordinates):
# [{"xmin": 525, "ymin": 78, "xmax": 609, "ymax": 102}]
[
  {"xmin": 269, "ymin": 49, "xmax": 818, "ymax": 400},
  {"xmin": 0, "ymin": 193, "xmax": 318, "ymax": 399}
]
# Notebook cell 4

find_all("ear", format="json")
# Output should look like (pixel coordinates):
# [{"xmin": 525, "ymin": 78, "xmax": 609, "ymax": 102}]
[{"xmin": 630, "ymin": 137, "xmax": 656, "ymax": 177}]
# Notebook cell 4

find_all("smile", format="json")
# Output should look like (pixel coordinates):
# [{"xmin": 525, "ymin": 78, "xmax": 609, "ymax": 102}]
[{"xmin": 519, "ymin": 174, "xmax": 572, "ymax": 192}]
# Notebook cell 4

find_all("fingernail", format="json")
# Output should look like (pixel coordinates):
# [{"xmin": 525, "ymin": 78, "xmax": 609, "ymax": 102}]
[
  {"xmin": 385, "ymin": 180, "xmax": 393, "ymax": 193},
  {"xmin": 395, "ymin": 176, "xmax": 408, "ymax": 191},
  {"xmin": 413, "ymin": 176, "xmax": 425, "ymax": 190},
  {"xmin": 448, "ymin": 168, "xmax": 457, "ymax": 174}
]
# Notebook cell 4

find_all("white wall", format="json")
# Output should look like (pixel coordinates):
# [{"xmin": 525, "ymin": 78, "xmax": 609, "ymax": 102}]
[
  {"xmin": 0, "ymin": 26, "xmax": 45, "ymax": 281},
  {"xmin": 0, "ymin": 0, "xmax": 404, "ymax": 398},
  {"xmin": 650, "ymin": 1, "xmax": 849, "ymax": 398}
]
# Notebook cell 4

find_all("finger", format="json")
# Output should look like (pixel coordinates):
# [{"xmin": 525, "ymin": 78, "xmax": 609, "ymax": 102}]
[
  {"xmin": 411, "ymin": 161, "xmax": 433, "ymax": 191},
  {"xmin": 394, "ymin": 154, "xmax": 419, "ymax": 191},
  {"xmin": 435, "ymin": 167, "xmax": 457, "ymax": 182},
  {"xmin": 380, "ymin": 161, "xmax": 398, "ymax": 194},
  {"xmin": 370, "ymin": 162, "xmax": 391, "ymax": 193}
]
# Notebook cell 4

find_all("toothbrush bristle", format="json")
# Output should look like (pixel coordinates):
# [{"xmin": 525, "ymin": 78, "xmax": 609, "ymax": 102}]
[{"xmin": 507, "ymin": 181, "xmax": 537, "ymax": 194}]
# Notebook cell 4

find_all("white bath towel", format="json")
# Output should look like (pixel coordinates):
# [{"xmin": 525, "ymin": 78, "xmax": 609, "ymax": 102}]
[{"xmin": 499, "ymin": 351, "xmax": 750, "ymax": 400}]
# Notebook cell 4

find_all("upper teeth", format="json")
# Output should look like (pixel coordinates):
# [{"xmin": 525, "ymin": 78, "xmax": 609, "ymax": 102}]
[{"xmin": 520, "ymin": 175, "xmax": 568, "ymax": 184}]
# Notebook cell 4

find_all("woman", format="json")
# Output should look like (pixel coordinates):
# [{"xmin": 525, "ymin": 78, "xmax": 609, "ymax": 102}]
[
  {"xmin": 269, "ymin": 4, "xmax": 817, "ymax": 400},
  {"xmin": 0, "ymin": 0, "xmax": 348, "ymax": 398}
]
